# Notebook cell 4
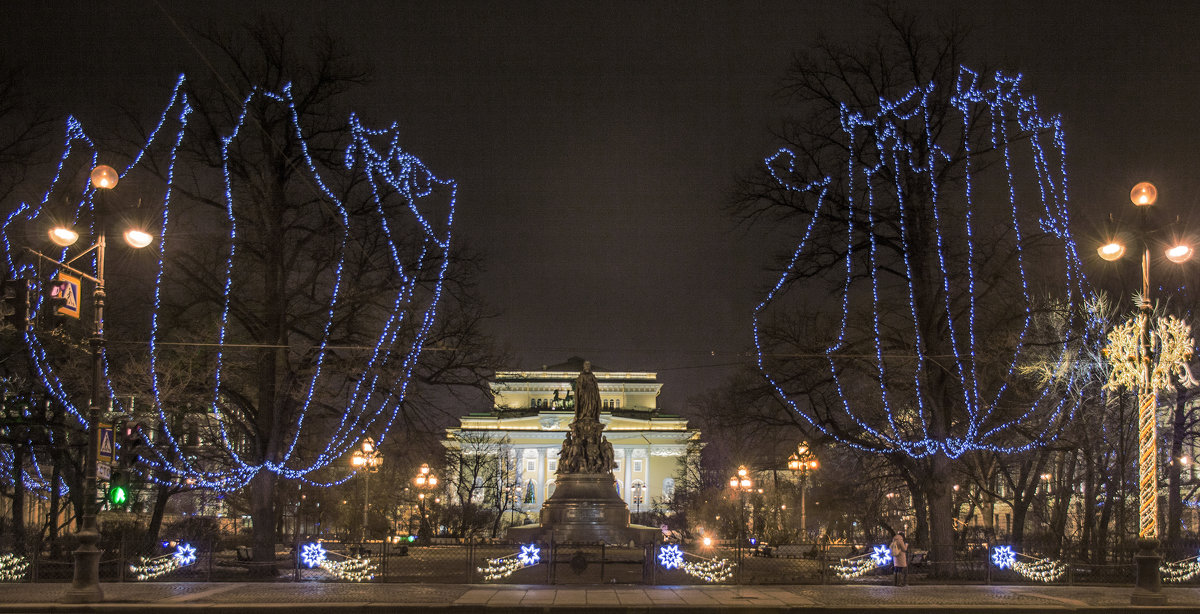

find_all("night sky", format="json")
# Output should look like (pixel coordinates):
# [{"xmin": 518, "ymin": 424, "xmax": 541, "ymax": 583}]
[{"xmin": 9, "ymin": 1, "xmax": 1200, "ymax": 412}]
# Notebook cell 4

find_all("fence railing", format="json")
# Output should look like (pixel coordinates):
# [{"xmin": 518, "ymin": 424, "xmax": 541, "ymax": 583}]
[{"xmin": 1, "ymin": 536, "xmax": 1198, "ymax": 586}]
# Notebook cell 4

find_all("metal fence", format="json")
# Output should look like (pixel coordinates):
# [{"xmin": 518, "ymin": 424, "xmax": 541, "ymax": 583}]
[{"xmin": 3, "ymin": 537, "xmax": 1198, "ymax": 586}]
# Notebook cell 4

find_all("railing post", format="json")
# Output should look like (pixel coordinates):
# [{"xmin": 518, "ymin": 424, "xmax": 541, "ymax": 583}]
[{"xmin": 119, "ymin": 535, "xmax": 126, "ymax": 583}]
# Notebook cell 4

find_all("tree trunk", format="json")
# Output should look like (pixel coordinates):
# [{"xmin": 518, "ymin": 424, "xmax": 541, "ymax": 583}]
[
  {"xmin": 10, "ymin": 444, "xmax": 25, "ymax": 554},
  {"xmin": 145, "ymin": 483, "xmax": 172, "ymax": 552},
  {"xmin": 250, "ymin": 470, "xmax": 278, "ymax": 575},
  {"xmin": 926, "ymin": 453, "xmax": 955, "ymax": 578}
]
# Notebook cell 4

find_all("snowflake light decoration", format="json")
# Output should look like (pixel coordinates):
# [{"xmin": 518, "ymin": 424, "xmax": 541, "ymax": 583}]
[
  {"xmin": 870, "ymin": 544, "xmax": 892, "ymax": 567},
  {"xmin": 172, "ymin": 543, "xmax": 197, "ymax": 567},
  {"xmin": 658, "ymin": 544, "xmax": 684, "ymax": 570},
  {"xmin": 301, "ymin": 542, "xmax": 327, "ymax": 568},
  {"xmin": 1103, "ymin": 314, "xmax": 1198, "ymax": 393},
  {"xmin": 992, "ymin": 545, "xmax": 1016, "ymax": 569},
  {"xmin": 518, "ymin": 543, "xmax": 540, "ymax": 566}
]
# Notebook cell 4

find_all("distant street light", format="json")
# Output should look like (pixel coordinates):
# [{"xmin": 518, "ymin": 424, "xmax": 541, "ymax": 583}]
[
  {"xmin": 350, "ymin": 437, "xmax": 383, "ymax": 544},
  {"xmin": 413, "ymin": 463, "xmax": 438, "ymax": 545},
  {"xmin": 728, "ymin": 465, "xmax": 754, "ymax": 582},
  {"xmin": 787, "ymin": 442, "xmax": 819, "ymax": 537}
]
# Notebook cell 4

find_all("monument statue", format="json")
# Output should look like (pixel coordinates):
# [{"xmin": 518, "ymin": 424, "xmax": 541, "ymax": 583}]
[
  {"xmin": 558, "ymin": 361, "xmax": 612, "ymax": 474},
  {"xmin": 506, "ymin": 358, "xmax": 659, "ymax": 546}
]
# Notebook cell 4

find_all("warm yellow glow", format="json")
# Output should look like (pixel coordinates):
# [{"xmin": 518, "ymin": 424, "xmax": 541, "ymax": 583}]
[
  {"xmin": 809, "ymin": 459, "xmax": 818, "ymax": 470},
  {"xmin": 796, "ymin": 442, "xmax": 808, "ymax": 456},
  {"xmin": 49, "ymin": 227, "xmax": 80, "ymax": 247},
  {"xmin": 737, "ymin": 466, "xmax": 748, "ymax": 478},
  {"xmin": 1165, "ymin": 244, "xmax": 1193, "ymax": 264},
  {"xmin": 351, "ymin": 455, "xmax": 366, "ymax": 467},
  {"xmin": 702, "ymin": 536, "xmax": 712, "ymax": 547},
  {"xmin": 1181, "ymin": 456, "xmax": 1190, "ymax": 466},
  {"xmin": 90, "ymin": 164, "xmax": 119, "ymax": 190},
  {"xmin": 1130, "ymin": 182, "xmax": 1157, "ymax": 206},
  {"xmin": 1041, "ymin": 473, "xmax": 1052, "ymax": 481},
  {"xmin": 1097, "ymin": 242, "xmax": 1126, "ymax": 261},
  {"xmin": 428, "ymin": 476, "xmax": 437, "ymax": 486},
  {"xmin": 362, "ymin": 437, "xmax": 375, "ymax": 453},
  {"xmin": 739, "ymin": 478, "xmax": 752, "ymax": 489},
  {"xmin": 787, "ymin": 453, "xmax": 800, "ymax": 472},
  {"xmin": 729, "ymin": 477, "xmax": 738, "ymax": 489},
  {"xmin": 415, "ymin": 476, "xmax": 426, "ymax": 486},
  {"xmin": 419, "ymin": 463, "xmax": 430, "ymax": 475},
  {"xmin": 123, "ymin": 229, "xmax": 154, "ymax": 248}
]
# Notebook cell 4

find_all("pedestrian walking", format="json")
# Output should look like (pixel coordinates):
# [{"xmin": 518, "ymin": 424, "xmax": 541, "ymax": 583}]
[{"xmin": 889, "ymin": 532, "xmax": 908, "ymax": 586}]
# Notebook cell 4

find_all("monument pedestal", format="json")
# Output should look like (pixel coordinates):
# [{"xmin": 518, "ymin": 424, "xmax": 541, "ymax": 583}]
[{"xmin": 507, "ymin": 473, "xmax": 660, "ymax": 545}]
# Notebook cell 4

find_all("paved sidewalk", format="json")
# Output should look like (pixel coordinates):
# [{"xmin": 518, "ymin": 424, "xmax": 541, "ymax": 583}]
[{"xmin": 0, "ymin": 582, "xmax": 1198, "ymax": 612}]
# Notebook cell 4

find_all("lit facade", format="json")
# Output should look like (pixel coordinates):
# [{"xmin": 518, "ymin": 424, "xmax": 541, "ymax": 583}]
[{"xmin": 443, "ymin": 358, "xmax": 700, "ymax": 516}]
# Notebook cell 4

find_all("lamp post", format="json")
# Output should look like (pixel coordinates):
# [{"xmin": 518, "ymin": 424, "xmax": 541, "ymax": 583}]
[
  {"xmin": 350, "ymin": 437, "xmax": 382, "ymax": 544},
  {"xmin": 632, "ymin": 481, "xmax": 645, "ymax": 516},
  {"xmin": 39, "ymin": 165, "xmax": 153, "ymax": 604},
  {"xmin": 787, "ymin": 442, "xmax": 819, "ymax": 538},
  {"xmin": 728, "ymin": 465, "xmax": 754, "ymax": 582},
  {"xmin": 413, "ymin": 463, "xmax": 437, "ymax": 545},
  {"xmin": 1097, "ymin": 181, "xmax": 1194, "ymax": 606}
]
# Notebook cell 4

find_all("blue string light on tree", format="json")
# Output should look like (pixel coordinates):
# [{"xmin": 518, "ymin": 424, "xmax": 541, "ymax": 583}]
[
  {"xmin": 752, "ymin": 66, "xmax": 1095, "ymax": 459},
  {"xmin": 0, "ymin": 74, "xmax": 457, "ymax": 494}
]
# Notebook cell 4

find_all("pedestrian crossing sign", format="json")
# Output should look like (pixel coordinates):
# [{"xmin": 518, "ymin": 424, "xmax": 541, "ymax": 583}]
[
  {"xmin": 98, "ymin": 423, "xmax": 114, "ymax": 463},
  {"xmin": 52, "ymin": 272, "xmax": 81, "ymax": 319}
]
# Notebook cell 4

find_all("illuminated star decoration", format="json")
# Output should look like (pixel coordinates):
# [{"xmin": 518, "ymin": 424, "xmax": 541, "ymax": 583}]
[
  {"xmin": 753, "ymin": 66, "xmax": 1092, "ymax": 459},
  {"xmin": 870, "ymin": 545, "xmax": 892, "ymax": 567},
  {"xmin": 172, "ymin": 543, "xmax": 197, "ymax": 567},
  {"xmin": 518, "ymin": 543, "xmax": 541, "ymax": 566},
  {"xmin": 991, "ymin": 545, "xmax": 1016, "ymax": 569},
  {"xmin": 301, "ymin": 542, "xmax": 327, "ymax": 568},
  {"xmin": 658, "ymin": 544, "xmax": 684, "ymax": 570},
  {"xmin": 0, "ymin": 74, "xmax": 456, "ymax": 494}
]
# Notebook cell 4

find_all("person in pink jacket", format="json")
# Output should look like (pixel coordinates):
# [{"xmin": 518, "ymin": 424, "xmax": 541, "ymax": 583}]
[{"xmin": 889, "ymin": 532, "xmax": 909, "ymax": 586}]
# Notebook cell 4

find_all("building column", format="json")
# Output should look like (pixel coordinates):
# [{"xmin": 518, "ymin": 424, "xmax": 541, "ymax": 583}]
[
  {"xmin": 536, "ymin": 448, "xmax": 545, "ymax": 505},
  {"xmin": 623, "ymin": 448, "xmax": 632, "ymax": 504}
]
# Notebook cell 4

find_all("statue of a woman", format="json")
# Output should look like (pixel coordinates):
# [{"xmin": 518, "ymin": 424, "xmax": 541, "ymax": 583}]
[{"xmin": 572, "ymin": 361, "xmax": 601, "ymax": 423}]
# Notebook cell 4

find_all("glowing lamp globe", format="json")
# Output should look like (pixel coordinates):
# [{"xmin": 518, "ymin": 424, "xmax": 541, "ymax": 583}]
[
  {"xmin": 1130, "ymin": 182, "xmax": 1157, "ymax": 206},
  {"xmin": 1097, "ymin": 242, "xmax": 1126, "ymax": 261},
  {"xmin": 123, "ymin": 229, "xmax": 154, "ymax": 248},
  {"xmin": 1165, "ymin": 244, "xmax": 1193, "ymax": 264},
  {"xmin": 90, "ymin": 165, "xmax": 119, "ymax": 190},
  {"xmin": 49, "ymin": 227, "xmax": 80, "ymax": 247}
]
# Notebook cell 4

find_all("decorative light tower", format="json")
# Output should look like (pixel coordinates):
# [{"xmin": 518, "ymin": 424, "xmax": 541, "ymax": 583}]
[
  {"xmin": 787, "ymin": 442, "xmax": 819, "ymax": 537},
  {"xmin": 350, "ymin": 437, "xmax": 383, "ymax": 544},
  {"xmin": 1098, "ymin": 181, "xmax": 1195, "ymax": 606},
  {"xmin": 728, "ymin": 465, "xmax": 754, "ymax": 581},
  {"xmin": 43, "ymin": 165, "xmax": 154, "ymax": 604},
  {"xmin": 413, "ymin": 463, "xmax": 438, "ymax": 545}
]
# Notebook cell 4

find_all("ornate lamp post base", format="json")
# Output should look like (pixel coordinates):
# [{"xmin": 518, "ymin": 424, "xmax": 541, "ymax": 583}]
[
  {"xmin": 1131, "ymin": 537, "xmax": 1165, "ymax": 605},
  {"xmin": 62, "ymin": 528, "xmax": 103, "ymax": 603}
]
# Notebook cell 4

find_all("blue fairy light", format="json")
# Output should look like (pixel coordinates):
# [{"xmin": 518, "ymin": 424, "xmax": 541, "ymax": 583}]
[
  {"xmin": 658, "ymin": 544, "xmax": 684, "ymax": 570},
  {"xmin": 301, "ymin": 542, "xmax": 327, "ymax": 568},
  {"xmin": 518, "ymin": 544, "xmax": 540, "ymax": 566},
  {"xmin": 871, "ymin": 544, "xmax": 892, "ymax": 567},
  {"xmin": 992, "ymin": 545, "xmax": 1016, "ymax": 569}
]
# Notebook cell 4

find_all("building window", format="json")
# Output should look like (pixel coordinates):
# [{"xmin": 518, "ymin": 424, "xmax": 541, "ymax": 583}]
[
  {"xmin": 546, "ymin": 481, "xmax": 556, "ymax": 498},
  {"xmin": 632, "ymin": 459, "xmax": 643, "ymax": 473},
  {"xmin": 602, "ymin": 398, "xmax": 622, "ymax": 409},
  {"xmin": 548, "ymin": 458, "xmax": 558, "ymax": 473},
  {"xmin": 662, "ymin": 478, "xmax": 675, "ymax": 500},
  {"xmin": 525, "ymin": 459, "xmax": 536, "ymax": 473}
]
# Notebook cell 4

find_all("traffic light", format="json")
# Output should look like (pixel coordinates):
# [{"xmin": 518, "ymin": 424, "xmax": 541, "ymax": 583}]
[
  {"xmin": 0, "ymin": 279, "xmax": 30, "ymax": 330},
  {"xmin": 107, "ymin": 472, "xmax": 129, "ymax": 509},
  {"xmin": 120, "ymin": 420, "xmax": 145, "ymax": 467}
]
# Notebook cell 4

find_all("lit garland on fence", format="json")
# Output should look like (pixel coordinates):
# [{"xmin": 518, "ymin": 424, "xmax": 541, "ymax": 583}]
[
  {"xmin": 658, "ymin": 544, "xmax": 684, "ymax": 570},
  {"xmin": 1162, "ymin": 551, "xmax": 1200, "ymax": 583},
  {"xmin": 480, "ymin": 544, "xmax": 541, "ymax": 581},
  {"xmin": 752, "ymin": 66, "xmax": 1091, "ymax": 459},
  {"xmin": 833, "ymin": 545, "xmax": 891, "ymax": 579},
  {"xmin": 991, "ymin": 546, "xmax": 1065, "ymax": 582},
  {"xmin": 297, "ymin": 541, "xmax": 375, "ymax": 581},
  {"xmin": 0, "ymin": 73, "xmax": 456, "ymax": 494},
  {"xmin": 681, "ymin": 556, "xmax": 735, "ymax": 583},
  {"xmin": 0, "ymin": 553, "xmax": 29, "ymax": 581},
  {"xmin": 129, "ymin": 543, "xmax": 197, "ymax": 581}
]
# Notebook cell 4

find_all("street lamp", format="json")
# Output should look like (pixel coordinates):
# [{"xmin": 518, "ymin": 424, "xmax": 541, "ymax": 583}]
[
  {"xmin": 1097, "ymin": 181, "xmax": 1193, "ymax": 606},
  {"xmin": 728, "ymin": 465, "xmax": 754, "ymax": 580},
  {"xmin": 787, "ymin": 442, "xmax": 819, "ymax": 538},
  {"xmin": 413, "ymin": 463, "xmax": 438, "ymax": 545},
  {"xmin": 350, "ymin": 437, "xmax": 382, "ymax": 544},
  {"xmin": 40, "ymin": 165, "xmax": 154, "ymax": 604},
  {"xmin": 632, "ymin": 481, "xmax": 645, "ymax": 516}
]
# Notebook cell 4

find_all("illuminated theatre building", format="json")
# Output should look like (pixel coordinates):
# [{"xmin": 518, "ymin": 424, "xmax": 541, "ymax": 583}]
[{"xmin": 442, "ymin": 358, "xmax": 700, "ymax": 523}]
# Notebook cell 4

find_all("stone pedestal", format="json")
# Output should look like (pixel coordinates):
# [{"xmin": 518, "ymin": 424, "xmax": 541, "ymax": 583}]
[{"xmin": 507, "ymin": 473, "xmax": 660, "ymax": 545}]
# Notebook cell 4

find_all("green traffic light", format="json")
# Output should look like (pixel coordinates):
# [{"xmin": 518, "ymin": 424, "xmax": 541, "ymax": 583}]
[{"xmin": 109, "ymin": 485, "xmax": 128, "ymax": 506}]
